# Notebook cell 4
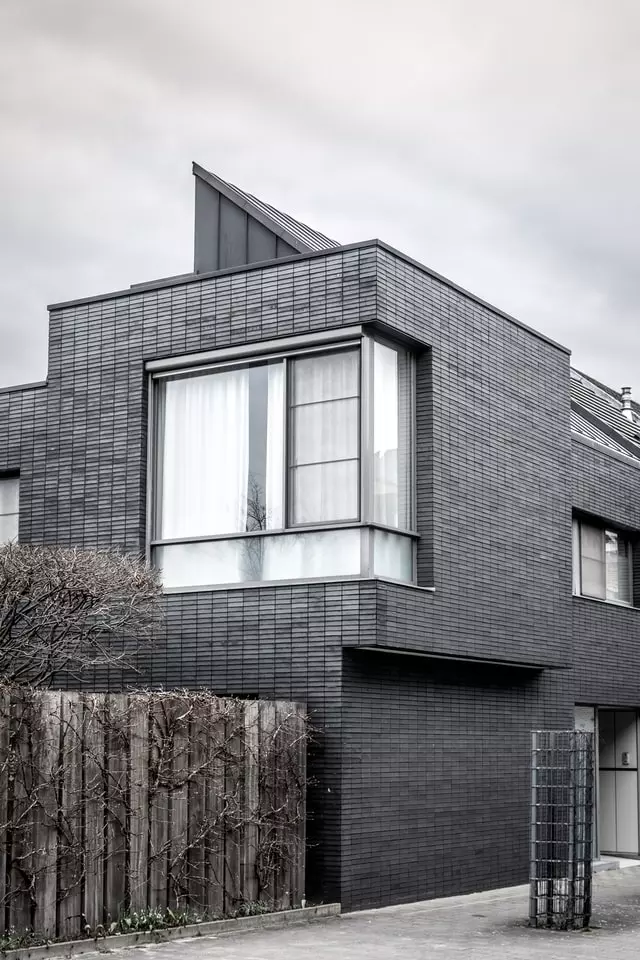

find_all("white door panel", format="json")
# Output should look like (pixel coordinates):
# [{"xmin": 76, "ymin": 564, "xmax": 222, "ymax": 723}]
[{"xmin": 599, "ymin": 769, "xmax": 616, "ymax": 852}]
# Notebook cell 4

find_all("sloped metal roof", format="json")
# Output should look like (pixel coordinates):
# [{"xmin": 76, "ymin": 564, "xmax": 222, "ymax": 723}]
[
  {"xmin": 192, "ymin": 163, "xmax": 337, "ymax": 253},
  {"xmin": 570, "ymin": 409, "xmax": 636, "ymax": 457},
  {"xmin": 570, "ymin": 369, "xmax": 640, "ymax": 461}
]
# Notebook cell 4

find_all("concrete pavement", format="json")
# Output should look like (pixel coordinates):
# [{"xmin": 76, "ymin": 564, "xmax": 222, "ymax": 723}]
[{"xmin": 88, "ymin": 865, "xmax": 640, "ymax": 959}]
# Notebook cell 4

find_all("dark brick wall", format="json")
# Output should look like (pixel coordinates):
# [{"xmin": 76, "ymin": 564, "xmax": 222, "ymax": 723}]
[
  {"xmin": 571, "ymin": 437, "xmax": 640, "ymax": 707},
  {"xmin": 371, "ymin": 248, "xmax": 573, "ymax": 668},
  {"xmin": 1, "ymin": 241, "xmax": 580, "ymax": 908},
  {"xmin": 341, "ymin": 649, "xmax": 571, "ymax": 911}
]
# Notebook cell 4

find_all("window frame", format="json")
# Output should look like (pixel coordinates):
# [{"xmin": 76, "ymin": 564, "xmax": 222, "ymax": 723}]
[
  {"xmin": 572, "ymin": 516, "xmax": 634, "ymax": 607},
  {"xmin": 147, "ymin": 331, "xmax": 417, "ymax": 590},
  {"xmin": 286, "ymin": 346, "xmax": 362, "ymax": 528}
]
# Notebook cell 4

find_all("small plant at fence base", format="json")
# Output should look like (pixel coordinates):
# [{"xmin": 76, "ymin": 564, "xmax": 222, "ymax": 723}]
[{"xmin": 0, "ymin": 687, "xmax": 308, "ymax": 940}]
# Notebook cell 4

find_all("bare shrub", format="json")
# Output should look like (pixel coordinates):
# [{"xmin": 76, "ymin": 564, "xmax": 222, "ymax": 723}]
[{"xmin": 0, "ymin": 543, "xmax": 162, "ymax": 685}]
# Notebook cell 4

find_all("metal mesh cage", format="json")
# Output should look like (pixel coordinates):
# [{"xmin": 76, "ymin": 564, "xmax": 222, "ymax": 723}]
[{"xmin": 529, "ymin": 730, "xmax": 594, "ymax": 929}]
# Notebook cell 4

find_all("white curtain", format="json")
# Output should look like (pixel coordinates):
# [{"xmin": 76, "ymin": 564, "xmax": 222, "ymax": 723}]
[
  {"xmin": 580, "ymin": 523, "xmax": 606, "ymax": 599},
  {"xmin": 265, "ymin": 363, "xmax": 284, "ymax": 530},
  {"xmin": 160, "ymin": 369, "xmax": 249, "ymax": 539},
  {"xmin": 291, "ymin": 350, "xmax": 359, "ymax": 524},
  {"xmin": 373, "ymin": 342, "xmax": 399, "ymax": 527},
  {"xmin": 292, "ymin": 350, "xmax": 358, "ymax": 404}
]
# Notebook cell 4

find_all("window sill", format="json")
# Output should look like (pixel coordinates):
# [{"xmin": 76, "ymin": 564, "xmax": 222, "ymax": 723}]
[
  {"xmin": 151, "ymin": 520, "xmax": 420, "ymax": 547},
  {"xmin": 162, "ymin": 575, "xmax": 436, "ymax": 595},
  {"xmin": 572, "ymin": 594, "xmax": 638, "ymax": 612}
]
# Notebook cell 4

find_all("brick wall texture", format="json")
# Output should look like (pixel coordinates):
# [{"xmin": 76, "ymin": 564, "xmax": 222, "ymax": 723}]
[{"xmin": 1, "ymin": 241, "xmax": 639, "ymax": 910}]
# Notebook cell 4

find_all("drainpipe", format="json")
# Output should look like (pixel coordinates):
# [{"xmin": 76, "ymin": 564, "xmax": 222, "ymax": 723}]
[{"xmin": 621, "ymin": 387, "xmax": 634, "ymax": 421}]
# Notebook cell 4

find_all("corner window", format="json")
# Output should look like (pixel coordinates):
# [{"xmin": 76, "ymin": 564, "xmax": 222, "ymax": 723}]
[
  {"xmin": 572, "ymin": 518, "xmax": 633, "ymax": 606},
  {"xmin": 0, "ymin": 477, "xmax": 19, "ymax": 544},
  {"xmin": 151, "ymin": 336, "xmax": 415, "ymax": 589}
]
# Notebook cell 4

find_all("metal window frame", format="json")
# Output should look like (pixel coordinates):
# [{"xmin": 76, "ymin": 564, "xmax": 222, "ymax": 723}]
[
  {"xmin": 574, "ymin": 517, "xmax": 634, "ymax": 608},
  {"xmin": 146, "ymin": 330, "xmax": 418, "ymax": 584}
]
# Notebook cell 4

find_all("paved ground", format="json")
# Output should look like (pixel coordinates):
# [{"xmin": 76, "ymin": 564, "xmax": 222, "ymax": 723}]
[{"xmin": 94, "ymin": 866, "xmax": 640, "ymax": 960}]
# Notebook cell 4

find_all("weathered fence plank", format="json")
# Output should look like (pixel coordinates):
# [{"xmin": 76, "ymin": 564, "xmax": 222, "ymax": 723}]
[
  {"xmin": 83, "ymin": 694, "xmax": 105, "ymax": 928},
  {"xmin": 129, "ymin": 694, "xmax": 149, "ymax": 911},
  {"xmin": 223, "ymin": 700, "xmax": 243, "ymax": 914},
  {"xmin": 33, "ymin": 692, "xmax": 61, "ymax": 938},
  {"xmin": 104, "ymin": 695, "xmax": 128, "ymax": 919},
  {"xmin": 242, "ymin": 701, "xmax": 260, "ymax": 904},
  {"xmin": 9, "ymin": 695, "xmax": 33, "ymax": 933},
  {"xmin": 0, "ymin": 689, "xmax": 307, "ymax": 937},
  {"xmin": 0, "ymin": 692, "xmax": 12, "ymax": 921},
  {"xmin": 258, "ymin": 700, "xmax": 277, "ymax": 906},
  {"xmin": 58, "ymin": 694, "xmax": 83, "ymax": 938},
  {"xmin": 168, "ymin": 696, "xmax": 189, "ymax": 907},
  {"xmin": 149, "ymin": 699, "xmax": 169, "ymax": 910},
  {"xmin": 293, "ymin": 706, "xmax": 307, "ymax": 907},
  {"xmin": 205, "ymin": 699, "xmax": 226, "ymax": 918},
  {"xmin": 186, "ymin": 700, "xmax": 207, "ymax": 911}
]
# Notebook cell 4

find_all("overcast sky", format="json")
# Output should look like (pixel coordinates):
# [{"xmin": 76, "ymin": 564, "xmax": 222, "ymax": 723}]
[{"xmin": 1, "ymin": 0, "xmax": 639, "ymax": 392}]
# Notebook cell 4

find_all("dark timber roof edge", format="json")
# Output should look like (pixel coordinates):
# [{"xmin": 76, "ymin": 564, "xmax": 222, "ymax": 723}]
[
  {"xmin": 0, "ymin": 379, "xmax": 48, "ymax": 397},
  {"xmin": 47, "ymin": 239, "xmax": 570, "ymax": 354},
  {"xmin": 192, "ymin": 162, "xmax": 336, "ymax": 253}
]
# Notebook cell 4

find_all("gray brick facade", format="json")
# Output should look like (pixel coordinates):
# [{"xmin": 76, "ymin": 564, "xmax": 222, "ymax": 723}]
[{"xmin": 2, "ymin": 236, "xmax": 639, "ymax": 911}]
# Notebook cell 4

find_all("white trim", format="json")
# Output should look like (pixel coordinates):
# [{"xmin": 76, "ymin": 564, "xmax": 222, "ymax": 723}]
[{"xmin": 146, "ymin": 326, "xmax": 363, "ymax": 374}]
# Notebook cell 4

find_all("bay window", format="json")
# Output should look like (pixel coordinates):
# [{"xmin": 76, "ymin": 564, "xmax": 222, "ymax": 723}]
[
  {"xmin": 150, "ymin": 334, "xmax": 415, "ymax": 589},
  {"xmin": 572, "ymin": 517, "xmax": 633, "ymax": 606}
]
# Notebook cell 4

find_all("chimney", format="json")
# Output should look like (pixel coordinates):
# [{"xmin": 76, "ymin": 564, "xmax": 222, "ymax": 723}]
[{"xmin": 621, "ymin": 386, "xmax": 634, "ymax": 421}]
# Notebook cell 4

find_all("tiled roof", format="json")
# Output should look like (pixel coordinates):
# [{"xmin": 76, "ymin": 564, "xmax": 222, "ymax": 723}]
[{"xmin": 570, "ymin": 369, "xmax": 640, "ymax": 462}]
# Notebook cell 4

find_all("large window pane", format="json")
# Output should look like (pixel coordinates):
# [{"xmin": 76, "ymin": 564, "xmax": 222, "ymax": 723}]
[
  {"xmin": 606, "ymin": 530, "xmax": 632, "ymax": 604},
  {"xmin": 292, "ymin": 461, "xmax": 359, "ymax": 524},
  {"xmin": 0, "ymin": 477, "xmax": 19, "ymax": 544},
  {"xmin": 155, "ymin": 528, "xmax": 361, "ymax": 588},
  {"xmin": 373, "ymin": 342, "xmax": 411, "ymax": 528},
  {"xmin": 372, "ymin": 529, "xmax": 413, "ymax": 581},
  {"xmin": 159, "ymin": 362, "xmax": 284, "ymax": 538},
  {"xmin": 290, "ymin": 350, "xmax": 359, "ymax": 525},
  {"xmin": 0, "ymin": 478, "xmax": 19, "ymax": 515}
]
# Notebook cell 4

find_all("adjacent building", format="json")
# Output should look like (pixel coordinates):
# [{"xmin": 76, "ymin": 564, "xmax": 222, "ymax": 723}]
[{"xmin": 1, "ymin": 164, "xmax": 639, "ymax": 910}]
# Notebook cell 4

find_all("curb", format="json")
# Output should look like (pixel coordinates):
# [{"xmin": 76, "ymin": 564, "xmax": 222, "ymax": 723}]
[{"xmin": 0, "ymin": 904, "xmax": 341, "ymax": 960}]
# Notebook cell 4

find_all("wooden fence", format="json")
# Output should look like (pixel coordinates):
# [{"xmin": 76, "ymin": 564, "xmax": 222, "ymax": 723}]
[{"xmin": 0, "ymin": 688, "xmax": 307, "ymax": 937}]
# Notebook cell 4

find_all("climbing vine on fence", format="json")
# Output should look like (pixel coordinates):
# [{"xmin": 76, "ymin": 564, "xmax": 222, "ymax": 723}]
[{"xmin": 0, "ymin": 687, "xmax": 307, "ymax": 938}]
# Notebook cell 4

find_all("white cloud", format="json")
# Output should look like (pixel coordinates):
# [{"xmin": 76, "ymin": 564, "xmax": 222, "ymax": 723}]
[{"xmin": 1, "ymin": 0, "xmax": 639, "ymax": 392}]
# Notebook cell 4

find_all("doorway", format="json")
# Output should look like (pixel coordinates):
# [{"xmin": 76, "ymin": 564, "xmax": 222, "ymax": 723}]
[{"xmin": 599, "ymin": 710, "xmax": 639, "ymax": 856}]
